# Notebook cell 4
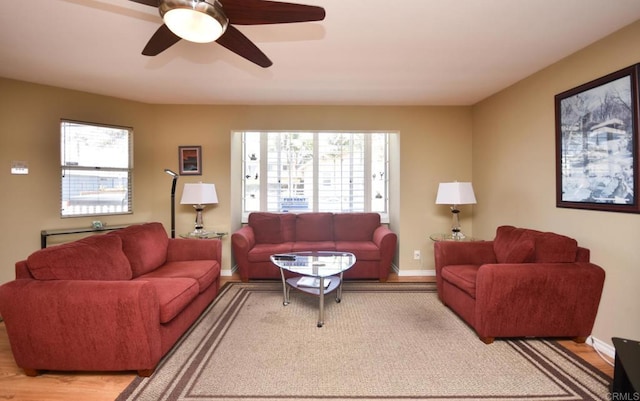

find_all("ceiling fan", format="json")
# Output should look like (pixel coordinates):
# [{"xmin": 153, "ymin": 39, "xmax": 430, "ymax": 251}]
[{"xmin": 129, "ymin": 0, "xmax": 325, "ymax": 68}]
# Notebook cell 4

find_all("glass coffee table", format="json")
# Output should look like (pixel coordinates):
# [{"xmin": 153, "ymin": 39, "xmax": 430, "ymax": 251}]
[{"xmin": 270, "ymin": 251, "xmax": 356, "ymax": 327}]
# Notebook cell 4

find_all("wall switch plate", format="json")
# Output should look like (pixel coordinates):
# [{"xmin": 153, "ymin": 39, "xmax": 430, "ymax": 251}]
[{"xmin": 413, "ymin": 250, "xmax": 421, "ymax": 260}]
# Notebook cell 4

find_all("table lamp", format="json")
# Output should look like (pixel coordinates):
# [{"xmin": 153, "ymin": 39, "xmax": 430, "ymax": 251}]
[
  {"xmin": 435, "ymin": 182, "xmax": 477, "ymax": 240},
  {"xmin": 180, "ymin": 182, "xmax": 218, "ymax": 235}
]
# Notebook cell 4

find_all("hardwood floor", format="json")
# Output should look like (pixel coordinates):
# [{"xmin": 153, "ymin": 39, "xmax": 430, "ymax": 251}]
[{"xmin": 0, "ymin": 273, "xmax": 614, "ymax": 400}]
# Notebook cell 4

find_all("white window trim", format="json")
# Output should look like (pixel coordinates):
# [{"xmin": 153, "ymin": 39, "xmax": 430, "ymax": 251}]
[{"xmin": 239, "ymin": 131, "xmax": 390, "ymax": 223}]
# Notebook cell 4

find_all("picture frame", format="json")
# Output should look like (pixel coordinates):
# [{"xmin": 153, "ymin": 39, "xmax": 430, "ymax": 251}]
[
  {"xmin": 178, "ymin": 146, "xmax": 202, "ymax": 176},
  {"xmin": 555, "ymin": 64, "xmax": 640, "ymax": 213}
]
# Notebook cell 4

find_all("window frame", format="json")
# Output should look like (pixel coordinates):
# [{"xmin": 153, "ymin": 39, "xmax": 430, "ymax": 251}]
[
  {"xmin": 240, "ymin": 131, "xmax": 390, "ymax": 222},
  {"xmin": 60, "ymin": 119, "xmax": 133, "ymax": 218}
]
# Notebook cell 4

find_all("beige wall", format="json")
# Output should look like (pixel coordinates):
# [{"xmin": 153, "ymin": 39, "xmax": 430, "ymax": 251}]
[
  {"xmin": 5, "ymin": 20, "xmax": 637, "ymax": 347},
  {"xmin": 0, "ymin": 80, "xmax": 473, "ymax": 286},
  {"xmin": 472, "ymin": 20, "xmax": 640, "ymax": 344}
]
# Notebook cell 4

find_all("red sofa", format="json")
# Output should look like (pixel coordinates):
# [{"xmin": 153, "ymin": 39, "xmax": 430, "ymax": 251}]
[
  {"xmin": 232, "ymin": 212, "xmax": 397, "ymax": 282},
  {"xmin": 434, "ymin": 225, "xmax": 605, "ymax": 344},
  {"xmin": 0, "ymin": 222, "xmax": 221, "ymax": 377}
]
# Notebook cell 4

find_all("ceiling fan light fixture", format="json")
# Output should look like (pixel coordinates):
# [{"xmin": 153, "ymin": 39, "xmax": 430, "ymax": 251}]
[{"xmin": 159, "ymin": 0, "xmax": 228, "ymax": 43}]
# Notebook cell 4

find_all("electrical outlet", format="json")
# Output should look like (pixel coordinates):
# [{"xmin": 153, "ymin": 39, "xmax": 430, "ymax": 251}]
[{"xmin": 413, "ymin": 250, "xmax": 421, "ymax": 260}]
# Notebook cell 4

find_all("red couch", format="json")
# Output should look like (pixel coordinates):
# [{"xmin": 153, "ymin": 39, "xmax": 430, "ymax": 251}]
[
  {"xmin": 0, "ymin": 222, "xmax": 221, "ymax": 377},
  {"xmin": 232, "ymin": 212, "xmax": 397, "ymax": 282},
  {"xmin": 434, "ymin": 225, "xmax": 605, "ymax": 344}
]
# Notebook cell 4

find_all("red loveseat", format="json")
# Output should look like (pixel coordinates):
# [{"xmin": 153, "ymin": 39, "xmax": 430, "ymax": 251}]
[
  {"xmin": 0, "ymin": 222, "xmax": 221, "ymax": 377},
  {"xmin": 434, "ymin": 225, "xmax": 605, "ymax": 344},
  {"xmin": 232, "ymin": 212, "xmax": 397, "ymax": 282}
]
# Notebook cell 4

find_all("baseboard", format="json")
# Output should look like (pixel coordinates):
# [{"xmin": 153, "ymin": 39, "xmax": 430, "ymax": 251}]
[
  {"xmin": 589, "ymin": 335, "xmax": 615, "ymax": 359},
  {"xmin": 397, "ymin": 269, "xmax": 436, "ymax": 277}
]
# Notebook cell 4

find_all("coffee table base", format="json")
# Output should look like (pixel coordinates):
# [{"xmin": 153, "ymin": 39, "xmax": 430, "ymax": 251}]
[{"xmin": 281, "ymin": 273, "xmax": 343, "ymax": 327}]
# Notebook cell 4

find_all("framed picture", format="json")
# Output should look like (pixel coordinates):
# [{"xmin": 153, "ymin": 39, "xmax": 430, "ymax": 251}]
[
  {"xmin": 178, "ymin": 146, "xmax": 202, "ymax": 175},
  {"xmin": 555, "ymin": 64, "xmax": 640, "ymax": 213}
]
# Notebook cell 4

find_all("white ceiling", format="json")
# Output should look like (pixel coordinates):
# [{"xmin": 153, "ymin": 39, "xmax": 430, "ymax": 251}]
[{"xmin": 2, "ymin": 0, "xmax": 640, "ymax": 106}]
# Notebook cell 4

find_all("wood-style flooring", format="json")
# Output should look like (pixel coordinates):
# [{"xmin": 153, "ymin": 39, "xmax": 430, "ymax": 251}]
[{"xmin": 0, "ymin": 274, "xmax": 614, "ymax": 401}]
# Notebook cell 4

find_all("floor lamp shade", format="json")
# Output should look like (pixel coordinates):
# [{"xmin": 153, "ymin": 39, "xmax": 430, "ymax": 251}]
[{"xmin": 180, "ymin": 183, "xmax": 218, "ymax": 233}]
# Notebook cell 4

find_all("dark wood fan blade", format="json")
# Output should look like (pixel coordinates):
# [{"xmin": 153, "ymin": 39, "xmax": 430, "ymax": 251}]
[
  {"xmin": 129, "ymin": 0, "xmax": 159, "ymax": 7},
  {"xmin": 142, "ymin": 24, "xmax": 182, "ymax": 56},
  {"xmin": 220, "ymin": 0, "xmax": 325, "ymax": 25},
  {"xmin": 216, "ymin": 25, "xmax": 272, "ymax": 67}
]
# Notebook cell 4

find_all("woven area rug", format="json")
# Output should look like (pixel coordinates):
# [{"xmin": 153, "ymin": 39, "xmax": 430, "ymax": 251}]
[{"xmin": 117, "ymin": 281, "xmax": 611, "ymax": 401}]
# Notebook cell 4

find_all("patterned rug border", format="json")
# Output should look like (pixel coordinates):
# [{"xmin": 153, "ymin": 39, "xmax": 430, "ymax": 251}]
[{"xmin": 117, "ymin": 281, "xmax": 611, "ymax": 401}]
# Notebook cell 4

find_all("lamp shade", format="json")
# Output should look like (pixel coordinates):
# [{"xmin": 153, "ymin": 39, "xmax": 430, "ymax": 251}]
[
  {"xmin": 435, "ymin": 182, "xmax": 477, "ymax": 205},
  {"xmin": 180, "ymin": 183, "xmax": 218, "ymax": 205}
]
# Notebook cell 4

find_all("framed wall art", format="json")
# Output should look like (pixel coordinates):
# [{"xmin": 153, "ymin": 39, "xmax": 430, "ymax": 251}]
[
  {"xmin": 555, "ymin": 63, "xmax": 640, "ymax": 213},
  {"xmin": 178, "ymin": 146, "xmax": 202, "ymax": 176}
]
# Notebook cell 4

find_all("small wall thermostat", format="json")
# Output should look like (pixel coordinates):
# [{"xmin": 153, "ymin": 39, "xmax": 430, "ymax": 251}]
[{"xmin": 11, "ymin": 161, "xmax": 29, "ymax": 175}]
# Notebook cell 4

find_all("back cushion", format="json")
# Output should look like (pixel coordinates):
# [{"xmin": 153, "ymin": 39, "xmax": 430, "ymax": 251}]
[
  {"xmin": 494, "ymin": 225, "xmax": 578, "ymax": 263},
  {"xmin": 280, "ymin": 213, "xmax": 297, "ymax": 242},
  {"xmin": 334, "ymin": 213, "xmax": 380, "ymax": 241},
  {"xmin": 27, "ymin": 234, "xmax": 132, "ymax": 280},
  {"xmin": 532, "ymin": 231, "xmax": 578, "ymax": 263},
  {"xmin": 295, "ymin": 213, "xmax": 334, "ymax": 242},
  {"xmin": 111, "ymin": 222, "xmax": 168, "ymax": 277},
  {"xmin": 493, "ymin": 226, "xmax": 535, "ymax": 263},
  {"xmin": 249, "ymin": 212, "xmax": 284, "ymax": 244}
]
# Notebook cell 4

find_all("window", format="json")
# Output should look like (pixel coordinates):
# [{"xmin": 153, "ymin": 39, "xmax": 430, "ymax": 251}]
[
  {"xmin": 60, "ymin": 120, "xmax": 133, "ymax": 217},
  {"xmin": 241, "ymin": 131, "xmax": 389, "ymax": 220}
]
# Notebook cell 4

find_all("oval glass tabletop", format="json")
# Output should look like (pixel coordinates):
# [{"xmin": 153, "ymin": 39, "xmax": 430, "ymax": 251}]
[{"xmin": 270, "ymin": 251, "xmax": 356, "ymax": 278}]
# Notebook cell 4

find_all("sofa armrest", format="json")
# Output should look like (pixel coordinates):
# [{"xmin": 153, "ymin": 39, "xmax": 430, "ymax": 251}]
[
  {"xmin": 434, "ymin": 241, "xmax": 497, "ymax": 298},
  {"xmin": 372, "ymin": 226, "xmax": 397, "ymax": 281},
  {"xmin": 231, "ymin": 226, "xmax": 256, "ymax": 282},
  {"xmin": 0, "ymin": 278, "xmax": 162, "ymax": 372},
  {"xmin": 167, "ymin": 238, "xmax": 221, "ymax": 263},
  {"xmin": 474, "ymin": 262, "xmax": 605, "ymax": 338}
]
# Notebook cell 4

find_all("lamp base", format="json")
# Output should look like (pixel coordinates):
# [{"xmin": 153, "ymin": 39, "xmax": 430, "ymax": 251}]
[
  {"xmin": 450, "ymin": 229, "xmax": 466, "ymax": 240},
  {"xmin": 450, "ymin": 207, "xmax": 466, "ymax": 240},
  {"xmin": 192, "ymin": 205, "xmax": 206, "ymax": 234},
  {"xmin": 189, "ymin": 227, "xmax": 207, "ymax": 235}
]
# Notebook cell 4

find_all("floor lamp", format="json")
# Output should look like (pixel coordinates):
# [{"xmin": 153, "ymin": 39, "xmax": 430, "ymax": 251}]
[{"xmin": 164, "ymin": 169, "xmax": 179, "ymax": 238}]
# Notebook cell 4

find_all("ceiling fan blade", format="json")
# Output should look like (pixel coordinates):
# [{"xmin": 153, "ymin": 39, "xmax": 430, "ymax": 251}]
[
  {"xmin": 220, "ymin": 0, "xmax": 325, "ymax": 25},
  {"xmin": 142, "ymin": 24, "xmax": 182, "ymax": 56},
  {"xmin": 128, "ymin": 0, "xmax": 159, "ymax": 7},
  {"xmin": 216, "ymin": 25, "xmax": 272, "ymax": 67}
]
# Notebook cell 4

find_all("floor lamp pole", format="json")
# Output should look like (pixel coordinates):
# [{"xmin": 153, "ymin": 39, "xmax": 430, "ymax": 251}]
[{"xmin": 164, "ymin": 169, "xmax": 179, "ymax": 238}]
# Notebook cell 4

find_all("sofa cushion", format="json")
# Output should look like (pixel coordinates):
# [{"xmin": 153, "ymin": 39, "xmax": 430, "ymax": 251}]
[
  {"xmin": 335, "ymin": 241, "xmax": 380, "ymax": 260},
  {"xmin": 26, "ymin": 234, "xmax": 132, "ymax": 281},
  {"xmin": 111, "ymin": 223, "xmax": 169, "ymax": 277},
  {"xmin": 296, "ymin": 213, "xmax": 334, "ymax": 241},
  {"xmin": 249, "ymin": 213, "xmax": 284, "ymax": 244},
  {"xmin": 504, "ymin": 239, "xmax": 535, "ymax": 263},
  {"xmin": 333, "ymin": 213, "xmax": 380, "ymax": 241},
  {"xmin": 291, "ymin": 241, "xmax": 336, "ymax": 252},
  {"xmin": 134, "ymin": 277, "xmax": 199, "ymax": 324},
  {"xmin": 494, "ymin": 226, "xmax": 534, "ymax": 263},
  {"xmin": 138, "ymin": 260, "xmax": 220, "ymax": 293},
  {"xmin": 531, "ymin": 231, "xmax": 578, "ymax": 263},
  {"xmin": 280, "ymin": 213, "xmax": 297, "ymax": 243},
  {"xmin": 494, "ymin": 225, "xmax": 578, "ymax": 264},
  {"xmin": 441, "ymin": 265, "xmax": 479, "ymax": 299},
  {"xmin": 248, "ymin": 243, "xmax": 294, "ymax": 262}
]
